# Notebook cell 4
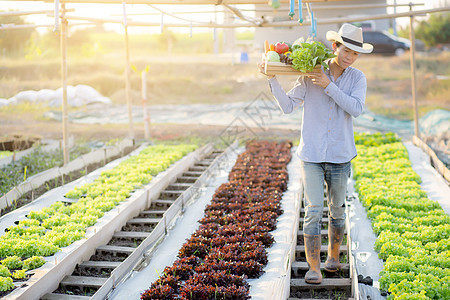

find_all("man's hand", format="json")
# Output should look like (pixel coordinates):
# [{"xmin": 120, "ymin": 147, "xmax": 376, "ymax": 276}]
[
  {"xmin": 307, "ymin": 68, "xmax": 330, "ymax": 89},
  {"xmin": 257, "ymin": 62, "xmax": 275, "ymax": 79}
]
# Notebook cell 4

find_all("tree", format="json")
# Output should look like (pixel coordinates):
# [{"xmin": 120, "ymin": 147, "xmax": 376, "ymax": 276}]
[
  {"xmin": 399, "ymin": 12, "xmax": 450, "ymax": 47},
  {"xmin": 416, "ymin": 12, "xmax": 450, "ymax": 47},
  {"xmin": 0, "ymin": 12, "xmax": 35, "ymax": 56}
]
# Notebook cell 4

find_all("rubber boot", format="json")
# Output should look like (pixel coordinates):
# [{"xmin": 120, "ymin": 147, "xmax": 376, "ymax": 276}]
[
  {"xmin": 304, "ymin": 234, "xmax": 323, "ymax": 284},
  {"xmin": 324, "ymin": 224, "xmax": 345, "ymax": 272}
]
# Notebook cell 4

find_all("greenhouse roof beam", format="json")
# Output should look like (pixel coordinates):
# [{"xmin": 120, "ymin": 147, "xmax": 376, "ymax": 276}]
[
  {"xmin": 108, "ymin": 3, "xmax": 424, "ymax": 16},
  {"xmin": 222, "ymin": 4, "xmax": 262, "ymax": 25},
  {"xmin": 0, "ymin": 22, "xmax": 93, "ymax": 30},
  {"xmin": 146, "ymin": 4, "xmax": 210, "ymax": 24},
  {"xmin": 245, "ymin": 3, "xmax": 425, "ymax": 12},
  {"xmin": 0, "ymin": 8, "xmax": 74, "ymax": 17},
  {"xmin": 38, "ymin": 6, "xmax": 449, "ymax": 29},
  {"xmin": 15, "ymin": 0, "xmax": 353, "ymax": 4},
  {"xmin": 3, "ymin": 6, "xmax": 449, "ymax": 31}
]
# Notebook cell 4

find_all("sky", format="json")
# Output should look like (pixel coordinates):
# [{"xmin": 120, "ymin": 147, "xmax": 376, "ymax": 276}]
[{"xmin": 0, "ymin": 0, "xmax": 447, "ymax": 34}]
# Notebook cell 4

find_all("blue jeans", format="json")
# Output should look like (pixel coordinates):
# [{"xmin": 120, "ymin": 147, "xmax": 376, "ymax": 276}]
[{"xmin": 300, "ymin": 161, "xmax": 351, "ymax": 235}]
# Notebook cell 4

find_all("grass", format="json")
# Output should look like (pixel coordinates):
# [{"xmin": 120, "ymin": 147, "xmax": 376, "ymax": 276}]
[
  {"xmin": 0, "ymin": 102, "xmax": 51, "ymax": 115},
  {"xmin": 0, "ymin": 55, "xmax": 265, "ymax": 106},
  {"xmin": 0, "ymin": 143, "xmax": 90, "ymax": 198},
  {"xmin": 0, "ymin": 151, "xmax": 12, "ymax": 159}
]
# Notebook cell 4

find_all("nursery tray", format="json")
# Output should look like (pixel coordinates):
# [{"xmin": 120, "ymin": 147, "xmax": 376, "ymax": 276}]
[{"xmin": 264, "ymin": 61, "xmax": 320, "ymax": 76}]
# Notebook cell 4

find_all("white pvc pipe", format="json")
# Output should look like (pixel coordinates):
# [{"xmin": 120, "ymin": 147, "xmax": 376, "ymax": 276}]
[
  {"xmin": 409, "ymin": 3, "xmax": 419, "ymax": 138},
  {"xmin": 141, "ymin": 71, "xmax": 150, "ymax": 140},
  {"xmin": 122, "ymin": 1, "xmax": 127, "ymax": 27},
  {"xmin": 53, "ymin": 0, "xmax": 59, "ymax": 32}
]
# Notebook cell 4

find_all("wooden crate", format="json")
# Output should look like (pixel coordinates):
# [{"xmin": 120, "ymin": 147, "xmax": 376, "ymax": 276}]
[{"xmin": 263, "ymin": 61, "xmax": 320, "ymax": 76}]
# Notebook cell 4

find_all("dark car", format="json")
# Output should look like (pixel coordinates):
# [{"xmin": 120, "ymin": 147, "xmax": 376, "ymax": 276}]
[{"xmin": 362, "ymin": 31, "xmax": 410, "ymax": 56}]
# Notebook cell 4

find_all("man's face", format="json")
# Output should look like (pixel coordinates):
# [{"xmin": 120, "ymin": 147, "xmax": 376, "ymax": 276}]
[{"xmin": 333, "ymin": 43, "xmax": 360, "ymax": 69}]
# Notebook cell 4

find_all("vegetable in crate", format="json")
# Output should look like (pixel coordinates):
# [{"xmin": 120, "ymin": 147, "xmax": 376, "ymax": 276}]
[
  {"xmin": 266, "ymin": 51, "xmax": 281, "ymax": 62},
  {"xmin": 279, "ymin": 52, "xmax": 292, "ymax": 64},
  {"xmin": 274, "ymin": 42, "xmax": 289, "ymax": 54},
  {"xmin": 290, "ymin": 41, "xmax": 336, "ymax": 72}
]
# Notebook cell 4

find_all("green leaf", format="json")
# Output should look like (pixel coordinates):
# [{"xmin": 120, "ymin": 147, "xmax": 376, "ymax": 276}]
[
  {"xmin": 302, "ymin": 42, "xmax": 312, "ymax": 49},
  {"xmin": 289, "ymin": 41, "xmax": 335, "ymax": 72},
  {"xmin": 0, "ymin": 276, "xmax": 14, "ymax": 292},
  {"xmin": 316, "ymin": 48, "xmax": 325, "ymax": 59}
]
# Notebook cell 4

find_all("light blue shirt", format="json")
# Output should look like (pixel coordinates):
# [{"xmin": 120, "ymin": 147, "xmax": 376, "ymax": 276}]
[{"xmin": 268, "ymin": 65, "xmax": 367, "ymax": 163}]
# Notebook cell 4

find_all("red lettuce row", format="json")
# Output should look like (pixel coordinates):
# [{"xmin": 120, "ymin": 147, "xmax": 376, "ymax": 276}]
[{"xmin": 141, "ymin": 141, "xmax": 292, "ymax": 300}]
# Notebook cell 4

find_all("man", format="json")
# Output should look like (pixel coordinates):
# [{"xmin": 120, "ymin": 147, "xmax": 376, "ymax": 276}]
[{"xmin": 259, "ymin": 23, "xmax": 373, "ymax": 284}]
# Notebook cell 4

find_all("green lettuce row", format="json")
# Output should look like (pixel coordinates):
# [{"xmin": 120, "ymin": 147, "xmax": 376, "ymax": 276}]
[
  {"xmin": 352, "ymin": 133, "xmax": 450, "ymax": 300},
  {"xmin": 354, "ymin": 132, "xmax": 400, "ymax": 147},
  {"xmin": 0, "ymin": 256, "xmax": 45, "ymax": 293},
  {"xmin": 0, "ymin": 151, "xmax": 12, "ymax": 159},
  {"xmin": 0, "ymin": 276, "xmax": 14, "ymax": 292},
  {"xmin": 0, "ymin": 144, "xmax": 196, "ymax": 292}
]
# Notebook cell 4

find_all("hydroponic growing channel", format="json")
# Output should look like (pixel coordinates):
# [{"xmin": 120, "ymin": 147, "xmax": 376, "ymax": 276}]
[
  {"xmin": 1, "ymin": 134, "xmax": 448, "ymax": 300},
  {"xmin": 0, "ymin": 143, "xmax": 198, "ymax": 299},
  {"xmin": 352, "ymin": 133, "xmax": 450, "ymax": 300},
  {"xmin": 141, "ymin": 140, "xmax": 292, "ymax": 300},
  {"xmin": 0, "ymin": 139, "xmax": 135, "ymax": 216}
]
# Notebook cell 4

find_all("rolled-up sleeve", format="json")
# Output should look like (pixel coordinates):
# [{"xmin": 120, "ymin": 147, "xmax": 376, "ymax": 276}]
[
  {"xmin": 268, "ymin": 77, "xmax": 306, "ymax": 114},
  {"xmin": 324, "ymin": 72, "xmax": 366, "ymax": 118}
]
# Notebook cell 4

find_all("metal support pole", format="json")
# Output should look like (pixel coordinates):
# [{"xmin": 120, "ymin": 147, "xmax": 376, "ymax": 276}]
[
  {"xmin": 54, "ymin": 0, "xmax": 59, "ymax": 32},
  {"xmin": 60, "ymin": 3, "xmax": 70, "ymax": 165},
  {"xmin": 142, "ymin": 70, "xmax": 151, "ymax": 139},
  {"xmin": 213, "ymin": 5, "xmax": 218, "ymax": 56},
  {"xmin": 231, "ymin": 27, "xmax": 235, "ymax": 65},
  {"xmin": 393, "ymin": 0, "xmax": 397, "ymax": 36},
  {"xmin": 409, "ymin": 3, "xmax": 419, "ymax": 137},
  {"xmin": 123, "ymin": 2, "xmax": 135, "ymax": 140}
]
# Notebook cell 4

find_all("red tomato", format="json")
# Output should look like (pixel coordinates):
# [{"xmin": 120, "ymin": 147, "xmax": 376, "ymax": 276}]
[{"xmin": 274, "ymin": 42, "xmax": 289, "ymax": 54}]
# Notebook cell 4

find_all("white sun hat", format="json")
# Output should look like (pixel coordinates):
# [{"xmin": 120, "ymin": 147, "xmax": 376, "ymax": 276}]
[{"xmin": 326, "ymin": 23, "xmax": 373, "ymax": 54}]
